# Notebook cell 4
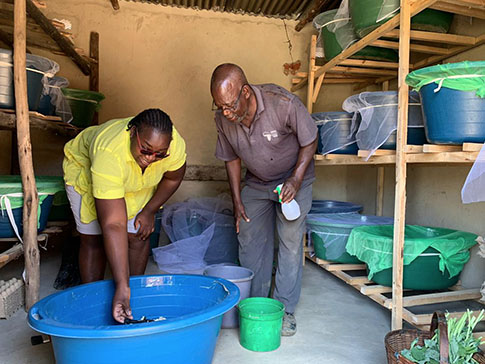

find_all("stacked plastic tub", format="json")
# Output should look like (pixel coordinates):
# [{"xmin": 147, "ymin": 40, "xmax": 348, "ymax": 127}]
[
  {"xmin": 312, "ymin": 112, "xmax": 359, "ymax": 155},
  {"xmin": 0, "ymin": 49, "xmax": 59, "ymax": 112},
  {"xmin": 346, "ymin": 225, "xmax": 478, "ymax": 290},
  {"xmin": 406, "ymin": 61, "xmax": 485, "ymax": 145},
  {"xmin": 313, "ymin": 9, "xmax": 397, "ymax": 62},
  {"xmin": 343, "ymin": 90, "xmax": 426, "ymax": 158},
  {"xmin": 348, "ymin": 0, "xmax": 453, "ymax": 38},
  {"xmin": 0, "ymin": 176, "xmax": 65, "ymax": 240},
  {"xmin": 307, "ymin": 213, "xmax": 394, "ymax": 263}
]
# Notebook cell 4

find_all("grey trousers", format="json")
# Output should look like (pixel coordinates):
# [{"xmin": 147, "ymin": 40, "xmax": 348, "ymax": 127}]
[{"xmin": 238, "ymin": 183, "xmax": 312, "ymax": 314}]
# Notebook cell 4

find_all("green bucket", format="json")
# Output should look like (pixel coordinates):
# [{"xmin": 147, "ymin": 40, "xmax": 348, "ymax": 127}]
[
  {"xmin": 62, "ymin": 88, "xmax": 105, "ymax": 128},
  {"xmin": 349, "ymin": 0, "xmax": 453, "ymax": 38},
  {"xmin": 238, "ymin": 297, "xmax": 284, "ymax": 352},
  {"xmin": 315, "ymin": 9, "xmax": 397, "ymax": 62}
]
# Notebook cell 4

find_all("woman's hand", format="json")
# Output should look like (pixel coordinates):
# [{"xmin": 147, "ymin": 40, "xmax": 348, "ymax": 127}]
[
  {"xmin": 112, "ymin": 284, "xmax": 133, "ymax": 324},
  {"xmin": 134, "ymin": 209, "xmax": 156, "ymax": 241}
]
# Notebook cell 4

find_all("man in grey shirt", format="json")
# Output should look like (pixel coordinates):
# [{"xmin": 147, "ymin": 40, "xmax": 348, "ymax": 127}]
[{"xmin": 210, "ymin": 63, "xmax": 317, "ymax": 336}]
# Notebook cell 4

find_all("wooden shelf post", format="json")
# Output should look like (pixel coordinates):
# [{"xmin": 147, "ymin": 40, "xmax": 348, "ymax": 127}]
[
  {"xmin": 391, "ymin": 0, "xmax": 412, "ymax": 331},
  {"xmin": 307, "ymin": 35, "xmax": 317, "ymax": 113},
  {"xmin": 14, "ymin": 0, "xmax": 39, "ymax": 309}
]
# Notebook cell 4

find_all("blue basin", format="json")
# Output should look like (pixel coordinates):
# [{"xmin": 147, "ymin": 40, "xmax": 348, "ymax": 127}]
[{"xmin": 28, "ymin": 275, "xmax": 240, "ymax": 364}]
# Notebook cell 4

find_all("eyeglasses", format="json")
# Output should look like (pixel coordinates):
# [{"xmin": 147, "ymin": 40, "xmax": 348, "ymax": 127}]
[
  {"xmin": 212, "ymin": 84, "xmax": 248, "ymax": 112},
  {"xmin": 135, "ymin": 130, "xmax": 170, "ymax": 159}
]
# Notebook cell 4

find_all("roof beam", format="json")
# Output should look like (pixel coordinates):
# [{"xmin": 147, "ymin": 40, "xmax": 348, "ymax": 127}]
[
  {"xmin": 26, "ymin": 0, "xmax": 91, "ymax": 75},
  {"xmin": 295, "ymin": 0, "xmax": 334, "ymax": 32}
]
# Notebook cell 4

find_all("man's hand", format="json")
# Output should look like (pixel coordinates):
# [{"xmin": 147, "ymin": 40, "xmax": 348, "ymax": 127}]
[
  {"xmin": 112, "ymin": 285, "xmax": 133, "ymax": 324},
  {"xmin": 134, "ymin": 209, "xmax": 156, "ymax": 241},
  {"xmin": 277, "ymin": 177, "xmax": 302, "ymax": 203},
  {"xmin": 234, "ymin": 201, "xmax": 250, "ymax": 233}
]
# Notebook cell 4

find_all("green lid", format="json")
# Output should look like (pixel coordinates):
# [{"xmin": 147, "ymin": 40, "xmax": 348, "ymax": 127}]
[{"xmin": 406, "ymin": 61, "xmax": 485, "ymax": 98}]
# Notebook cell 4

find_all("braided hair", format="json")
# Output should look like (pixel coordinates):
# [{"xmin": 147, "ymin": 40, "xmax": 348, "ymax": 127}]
[{"xmin": 127, "ymin": 108, "xmax": 173, "ymax": 134}]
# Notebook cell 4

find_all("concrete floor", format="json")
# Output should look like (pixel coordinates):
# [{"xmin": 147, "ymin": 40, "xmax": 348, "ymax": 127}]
[{"xmin": 0, "ymin": 248, "xmax": 391, "ymax": 364}]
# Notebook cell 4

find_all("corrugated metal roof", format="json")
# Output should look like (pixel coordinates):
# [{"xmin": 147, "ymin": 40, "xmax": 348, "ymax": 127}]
[{"xmin": 127, "ymin": 0, "xmax": 313, "ymax": 19}]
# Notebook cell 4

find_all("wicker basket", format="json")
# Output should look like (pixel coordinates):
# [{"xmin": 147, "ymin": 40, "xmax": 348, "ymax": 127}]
[{"xmin": 385, "ymin": 312, "xmax": 485, "ymax": 364}]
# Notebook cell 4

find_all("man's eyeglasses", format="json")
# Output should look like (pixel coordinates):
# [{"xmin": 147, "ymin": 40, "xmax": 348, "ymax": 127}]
[
  {"xmin": 135, "ymin": 129, "xmax": 170, "ymax": 159},
  {"xmin": 212, "ymin": 84, "xmax": 248, "ymax": 112}
]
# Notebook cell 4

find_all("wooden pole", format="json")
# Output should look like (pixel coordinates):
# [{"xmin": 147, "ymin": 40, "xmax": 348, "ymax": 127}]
[
  {"xmin": 306, "ymin": 35, "xmax": 317, "ymax": 113},
  {"xmin": 376, "ymin": 167, "xmax": 385, "ymax": 216},
  {"xmin": 391, "ymin": 0, "xmax": 411, "ymax": 331},
  {"xmin": 14, "ymin": 0, "xmax": 40, "ymax": 309},
  {"xmin": 89, "ymin": 31, "xmax": 99, "ymax": 124}
]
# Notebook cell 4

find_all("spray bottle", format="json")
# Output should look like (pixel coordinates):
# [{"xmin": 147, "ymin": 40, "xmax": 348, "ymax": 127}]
[{"xmin": 275, "ymin": 183, "xmax": 301, "ymax": 221}]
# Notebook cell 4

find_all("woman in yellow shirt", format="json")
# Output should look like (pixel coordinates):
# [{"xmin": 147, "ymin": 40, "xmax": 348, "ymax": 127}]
[{"xmin": 63, "ymin": 108, "xmax": 186, "ymax": 323}]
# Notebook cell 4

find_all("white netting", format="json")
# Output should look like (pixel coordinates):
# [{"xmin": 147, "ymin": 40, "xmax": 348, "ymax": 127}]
[
  {"xmin": 462, "ymin": 143, "xmax": 485, "ymax": 203},
  {"xmin": 342, "ymin": 91, "xmax": 424, "ymax": 159},
  {"xmin": 312, "ymin": 112, "xmax": 356, "ymax": 155},
  {"xmin": 43, "ymin": 76, "xmax": 72, "ymax": 123}
]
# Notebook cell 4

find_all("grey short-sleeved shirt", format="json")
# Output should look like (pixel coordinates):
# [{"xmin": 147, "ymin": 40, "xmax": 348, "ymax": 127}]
[{"xmin": 215, "ymin": 83, "xmax": 318, "ymax": 189}]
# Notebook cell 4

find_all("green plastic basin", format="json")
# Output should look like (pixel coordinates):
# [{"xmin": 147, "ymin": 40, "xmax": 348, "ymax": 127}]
[
  {"xmin": 349, "ymin": 0, "xmax": 453, "ymax": 38},
  {"xmin": 370, "ymin": 247, "xmax": 460, "ymax": 290},
  {"xmin": 62, "ymin": 88, "xmax": 105, "ymax": 128},
  {"xmin": 316, "ymin": 9, "xmax": 398, "ymax": 62},
  {"xmin": 311, "ymin": 231, "xmax": 362, "ymax": 264}
]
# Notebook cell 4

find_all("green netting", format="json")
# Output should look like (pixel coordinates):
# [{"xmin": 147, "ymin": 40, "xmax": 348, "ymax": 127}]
[
  {"xmin": 346, "ymin": 225, "xmax": 477, "ymax": 279},
  {"xmin": 406, "ymin": 61, "xmax": 485, "ymax": 98},
  {"xmin": 0, "ymin": 175, "xmax": 65, "ymax": 210}
]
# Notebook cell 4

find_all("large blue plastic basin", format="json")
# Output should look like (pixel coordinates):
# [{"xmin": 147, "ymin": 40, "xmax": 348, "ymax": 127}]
[
  {"xmin": 420, "ymin": 84, "xmax": 485, "ymax": 144},
  {"xmin": 28, "ymin": 275, "xmax": 240, "ymax": 364},
  {"xmin": 310, "ymin": 200, "xmax": 363, "ymax": 214}
]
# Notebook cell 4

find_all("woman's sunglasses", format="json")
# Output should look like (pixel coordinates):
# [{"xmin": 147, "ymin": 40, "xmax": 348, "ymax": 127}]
[{"xmin": 135, "ymin": 130, "xmax": 170, "ymax": 159}]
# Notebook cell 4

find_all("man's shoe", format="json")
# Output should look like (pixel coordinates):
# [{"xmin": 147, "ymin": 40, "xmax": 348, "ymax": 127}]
[{"xmin": 281, "ymin": 312, "xmax": 297, "ymax": 336}]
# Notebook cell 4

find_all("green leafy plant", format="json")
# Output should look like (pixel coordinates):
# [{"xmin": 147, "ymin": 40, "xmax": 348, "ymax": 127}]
[{"xmin": 401, "ymin": 310, "xmax": 484, "ymax": 364}]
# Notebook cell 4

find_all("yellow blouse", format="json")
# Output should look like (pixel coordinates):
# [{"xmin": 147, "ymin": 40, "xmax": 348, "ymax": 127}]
[{"xmin": 63, "ymin": 117, "xmax": 186, "ymax": 223}]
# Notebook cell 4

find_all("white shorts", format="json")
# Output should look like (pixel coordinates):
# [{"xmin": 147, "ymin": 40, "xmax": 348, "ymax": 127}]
[{"xmin": 65, "ymin": 185, "xmax": 139, "ymax": 235}]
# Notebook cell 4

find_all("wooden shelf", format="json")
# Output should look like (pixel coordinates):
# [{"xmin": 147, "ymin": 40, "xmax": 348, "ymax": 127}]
[
  {"xmin": 0, "ymin": 110, "xmax": 80, "ymax": 138},
  {"xmin": 315, "ymin": 143, "xmax": 482, "ymax": 165},
  {"xmin": 305, "ymin": 253, "xmax": 485, "ymax": 329},
  {"xmin": 292, "ymin": 1, "xmax": 485, "ymax": 95}
]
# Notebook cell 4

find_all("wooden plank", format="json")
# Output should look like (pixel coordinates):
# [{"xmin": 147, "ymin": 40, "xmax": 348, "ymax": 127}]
[
  {"xmin": 358, "ymin": 149, "xmax": 396, "ymax": 158},
  {"xmin": 384, "ymin": 29, "xmax": 477, "ymax": 46},
  {"xmin": 406, "ymin": 145, "xmax": 424, "ymax": 153},
  {"xmin": 14, "ymin": 0, "xmax": 39, "ymax": 310},
  {"xmin": 407, "ymin": 310, "xmax": 485, "ymax": 326},
  {"xmin": 306, "ymin": 35, "xmax": 317, "ymax": 113},
  {"xmin": 372, "ymin": 39, "xmax": 451, "ymax": 55},
  {"xmin": 338, "ymin": 59, "xmax": 399, "ymax": 69},
  {"xmin": 376, "ymin": 166, "xmax": 385, "ymax": 216},
  {"xmin": 328, "ymin": 66, "xmax": 397, "ymax": 76},
  {"xmin": 391, "ymin": 0, "xmax": 411, "ymax": 331},
  {"xmin": 463, "ymin": 143, "xmax": 483, "ymax": 152},
  {"xmin": 312, "ymin": 72, "xmax": 324, "ymax": 103},
  {"xmin": 0, "ymin": 243, "xmax": 23, "ymax": 269},
  {"xmin": 26, "ymin": 0, "xmax": 90, "ymax": 75},
  {"xmin": 361, "ymin": 284, "xmax": 393, "ymax": 295},
  {"xmin": 326, "ymin": 263, "xmax": 366, "ymax": 271},
  {"xmin": 401, "ymin": 289, "xmax": 482, "ymax": 308},
  {"xmin": 406, "ymin": 151, "xmax": 478, "ymax": 163},
  {"xmin": 291, "ymin": 0, "xmax": 440, "ymax": 92},
  {"xmin": 413, "ymin": 34, "xmax": 485, "ymax": 70},
  {"xmin": 431, "ymin": 1, "xmax": 485, "ymax": 20},
  {"xmin": 0, "ymin": 111, "xmax": 79, "ymax": 138},
  {"xmin": 423, "ymin": 144, "xmax": 462, "ymax": 153}
]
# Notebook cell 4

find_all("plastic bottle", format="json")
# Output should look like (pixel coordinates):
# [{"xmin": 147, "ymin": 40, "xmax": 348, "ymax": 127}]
[{"xmin": 275, "ymin": 184, "xmax": 301, "ymax": 221}]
